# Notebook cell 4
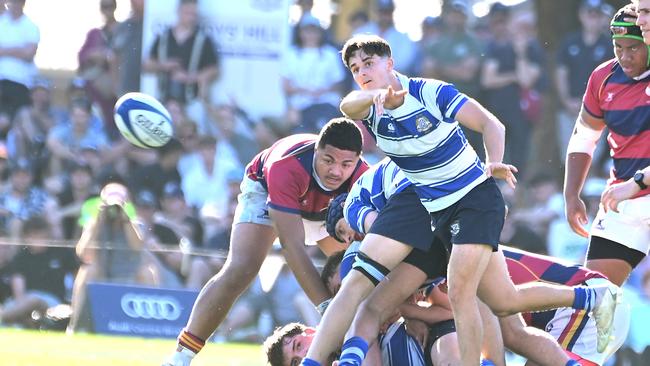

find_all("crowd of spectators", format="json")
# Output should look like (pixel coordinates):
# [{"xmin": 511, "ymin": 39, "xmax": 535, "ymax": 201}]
[{"xmin": 0, "ymin": 0, "xmax": 649, "ymax": 362}]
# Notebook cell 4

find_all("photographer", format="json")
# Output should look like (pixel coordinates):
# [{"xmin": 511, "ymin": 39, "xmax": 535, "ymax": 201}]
[{"xmin": 67, "ymin": 175, "xmax": 159, "ymax": 333}]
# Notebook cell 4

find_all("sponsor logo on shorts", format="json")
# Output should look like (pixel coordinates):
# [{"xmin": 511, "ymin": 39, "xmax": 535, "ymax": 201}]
[
  {"xmin": 595, "ymin": 218, "xmax": 605, "ymax": 230},
  {"xmin": 450, "ymin": 220, "xmax": 460, "ymax": 236}
]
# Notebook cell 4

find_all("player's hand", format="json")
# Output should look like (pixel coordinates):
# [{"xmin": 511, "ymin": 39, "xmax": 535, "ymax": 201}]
[
  {"xmin": 404, "ymin": 318, "xmax": 429, "ymax": 348},
  {"xmin": 622, "ymin": 3, "xmax": 638, "ymax": 23},
  {"xmin": 484, "ymin": 162, "xmax": 518, "ymax": 189},
  {"xmin": 373, "ymin": 86, "xmax": 407, "ymax": 115},
  {"xmin": 601, "ymin": 180, "xmax": 639, "ymax": 213},
  {"xmin": 565, "ymin": 196, "xmax": 589, "ymax": 238}
]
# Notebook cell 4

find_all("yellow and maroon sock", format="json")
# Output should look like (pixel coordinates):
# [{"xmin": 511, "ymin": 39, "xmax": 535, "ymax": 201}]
[{"xmin": 177, "ymin": 328, "xmax": 205, "ymax": 355}]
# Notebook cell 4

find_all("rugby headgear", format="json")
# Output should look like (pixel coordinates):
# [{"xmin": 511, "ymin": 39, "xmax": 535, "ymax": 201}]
[
  {"xmin": 326, "ymin": 193, "xmax": 348, "ymax": 242},
  {"xmin": 610, "ymin": 5, "xmax": 643, "ymax": 42},
  {"xmin": 610, "ymin": 4, "xmax": 650, "ymax": 67}
]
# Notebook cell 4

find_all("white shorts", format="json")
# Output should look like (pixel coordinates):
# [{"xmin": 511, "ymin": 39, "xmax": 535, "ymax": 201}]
[
  {"xmin": 590, "ymin": 195, "xmax": 650, "ymax": 255},
  {"xmin": 232, "ymin": 177, "xmax": 328, "ymax": 245},
  {"xmin": 544, "ymin": 278, "xmax": 631, "ymax": 365}
]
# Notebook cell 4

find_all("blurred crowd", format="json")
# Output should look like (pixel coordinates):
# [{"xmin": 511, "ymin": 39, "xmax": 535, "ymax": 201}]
[{"xmin": 0, "ymin": 0, "xmax": 649, "ymax": 363}]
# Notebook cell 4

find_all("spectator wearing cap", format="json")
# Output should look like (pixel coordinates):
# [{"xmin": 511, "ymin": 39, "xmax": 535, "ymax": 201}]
[
  {"xmin": 354, "ymin": 0, "xmax": 417, "ymax": 73},
  {"xmin": 46, "ymin": 98, "xmax": 112, "ymax": 176},
  {"xmin": 0, "ymin": 0, "xmax": 40, "ymax": 120},
  {"xmin": 7, "ymin": 76, "xmax": 67, "ymax": 180},
  {"xmin": 179, "ymin": 135, "xmax": 242, "ymax": 225},
  {"xmin": 132, "ymin": 189, "xmax": 187, "ymax": 289},
  {"xmin": 0, "ymin": 158, "xmax": 60, "ymax": 240},
  {"xmin": 554, "ymin": 0, "xmax": 612, "ymax": 168},
  {"xmin": 54, "ymin": 162, "xmax": 95, "ymax": 240},
  {"xmin": 158, "ymin": 182, "xmax": 203, "ymax": 248},
  {"xmin": 128, "ymin": 137, "xmax": 183, "ymax": 201},
  {"xmin": 480, "ymin": 2, "xmax": 545, "ymax": 179},
  {"xmin": 281, "ymin": 13, "xmax": 346, "ymax": 135}
]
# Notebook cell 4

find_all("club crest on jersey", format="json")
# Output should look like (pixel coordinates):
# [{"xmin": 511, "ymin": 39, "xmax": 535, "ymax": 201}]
[{"xmin": 416, "ymin": 115, "xmax": 433, "ymax": 133}]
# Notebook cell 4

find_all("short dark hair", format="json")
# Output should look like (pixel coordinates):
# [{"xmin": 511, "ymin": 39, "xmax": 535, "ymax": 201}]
[
  {"xmin": 263, "ymin": 322, "xmax": 307, "ymax": 366},
  {"xmin": 341, "ymin": 34, "xmax": 392, "ymax": 69},
  {"xmin": 321, "ymin": 250, "xmax": 345, "ymax": 291},
  {"xmin": 317, "ymin": 117, "xmax": 363, "ymax": 153}
]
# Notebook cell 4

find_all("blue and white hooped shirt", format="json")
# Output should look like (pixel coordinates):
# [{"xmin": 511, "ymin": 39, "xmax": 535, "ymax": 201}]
[
  {"xmin": 343, "ymin": 157, "xmax": 410, "ymax": 235},
  {"xmin": 362, "ymin": 72, "xmax": 487, "ymax": 212}
]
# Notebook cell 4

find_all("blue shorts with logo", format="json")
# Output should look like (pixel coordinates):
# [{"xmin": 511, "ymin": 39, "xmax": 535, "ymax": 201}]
[{"xmin": 429, "ymin": 178, "xmax": 506, "ymax": 251}]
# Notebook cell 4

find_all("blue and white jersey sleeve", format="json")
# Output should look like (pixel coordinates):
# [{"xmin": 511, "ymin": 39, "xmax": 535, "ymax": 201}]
[{"xmin": 343, "ymin": 158, "xmax": 411, "ymax": 234}]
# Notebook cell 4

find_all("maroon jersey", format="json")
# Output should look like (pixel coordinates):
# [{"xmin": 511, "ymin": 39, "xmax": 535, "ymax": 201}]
[
  {"xmin": 583, "ymin": 59, "xmax": 650, "ymax": 198},
  {"xmin": 503, "ymin": 246, "xmax": 604, "ymax": 287},
  {"xmin": 245, "ymin": 134, "xmax": 368, "ymax": 221},
  {"xmin": 503, "ymin": 245, "xmax": 606, "ymax": 331}
]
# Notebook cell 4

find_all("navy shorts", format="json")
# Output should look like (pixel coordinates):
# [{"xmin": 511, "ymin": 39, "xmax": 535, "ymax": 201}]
[
  {"xmin": 425, "ymin": 319, "xmax": 456, "ymax": 366},
  {"xmin": 403, "ymin": 237, "xmax": 448, "ymax": 281},
  {"xmin": 429, "ymin": 178, "xmax": 506, "ymax": 251},
  {"xmin": 369, "ymin": 185, "xmax": 435, "ymax": 251}
]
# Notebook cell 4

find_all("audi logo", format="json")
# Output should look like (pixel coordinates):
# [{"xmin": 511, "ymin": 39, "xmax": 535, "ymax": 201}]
[{"xmin": 120, "ymin": 293, "xmax": 182, "ymax": 321}]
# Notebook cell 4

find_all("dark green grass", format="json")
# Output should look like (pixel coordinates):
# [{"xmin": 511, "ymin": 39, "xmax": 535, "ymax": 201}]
[{"xmin": 0, "ymin": 329, "xmax": 265, "ymax": 366}]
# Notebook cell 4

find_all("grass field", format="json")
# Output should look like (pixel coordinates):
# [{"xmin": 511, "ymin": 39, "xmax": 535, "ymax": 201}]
[{"xmin": 0, "ymin": 329, "xmax": 266, "ymax": 366}]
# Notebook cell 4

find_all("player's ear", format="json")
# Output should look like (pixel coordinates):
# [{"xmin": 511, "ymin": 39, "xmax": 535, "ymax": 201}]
[{"xmin": 385, "ymin": 56, "xmax": 394, "ymax": 71}]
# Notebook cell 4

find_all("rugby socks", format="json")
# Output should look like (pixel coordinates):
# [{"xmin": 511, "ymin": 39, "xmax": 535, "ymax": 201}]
[
  {"xmin": 300, "ymin": 358, "xmax": 321, "ymax": 366},
  {"xmin": 572, "ymin": 286, "xmax": 597, "ymax": 312},
  {"xmin": 480, "ymin": 360, "xmax": 496, "ymax": 366},
  {"xmin": 337, "ymin": 336, "xmax": 369, "ymax": 366},
  {"xmin": 177, "ymin": 328, "xmax": 205, "ymax": 355},
  {"xmin": 565, "ymin": 361, "xmax": 581, "ymax": 366}
]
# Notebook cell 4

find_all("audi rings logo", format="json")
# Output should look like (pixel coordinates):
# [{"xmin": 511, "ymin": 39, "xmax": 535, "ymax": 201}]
[{"xmin": 120, "ymin": 293, "xmax": 182, "ymax": 321}]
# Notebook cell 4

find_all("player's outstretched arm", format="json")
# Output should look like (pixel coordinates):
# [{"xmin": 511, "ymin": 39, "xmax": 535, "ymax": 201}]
[
  {"xmin": 270, "ymin": 208, "xmax": 332, "ymax": 306},
  {"xmin": 340, "ymin": 88, "xmax": 406, "ymax": 119},
  {"xmin": 564, "ymin": 109, "xmax": 606, "ymax": 237}
]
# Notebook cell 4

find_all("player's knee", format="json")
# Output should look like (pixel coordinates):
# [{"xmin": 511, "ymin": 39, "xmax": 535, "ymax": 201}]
[
  {"xmin": 447, "ymin": 281, "xmax": 478, "ymax": 306},
  {"xmin": 352, "ymin": 250, "xmax": 389, "ymax": 286},
  {"xmin": 211, "ymin": 262, "xmax": 257, "ymax": 291}
]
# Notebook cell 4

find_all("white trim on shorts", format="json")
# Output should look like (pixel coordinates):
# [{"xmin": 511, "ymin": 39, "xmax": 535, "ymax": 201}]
[
  {"xmin": 590, "ymin": 195, "xmax": 650, "ymax": 255},
  {"xmin": 232, "ymin": 177, "xmax": 329, "ymax": 245}
]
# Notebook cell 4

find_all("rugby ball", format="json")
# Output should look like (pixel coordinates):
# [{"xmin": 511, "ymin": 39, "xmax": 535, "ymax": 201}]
[{"xmin": 114, "ymin": 92, "xmax": 173, "ymax": 148}]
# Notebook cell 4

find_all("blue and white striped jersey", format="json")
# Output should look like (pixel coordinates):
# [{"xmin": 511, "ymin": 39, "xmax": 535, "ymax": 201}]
[
  {"xmin": 343, "ymin": 157, "xmax": 411, "ymax": 234},
  {"xmin": 380, "ymin": 320, "xmax": 426, "ymax": 366},
  {"xmin": 362, "ymin": 73, "xmax": 487, "ymax": 212}
]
